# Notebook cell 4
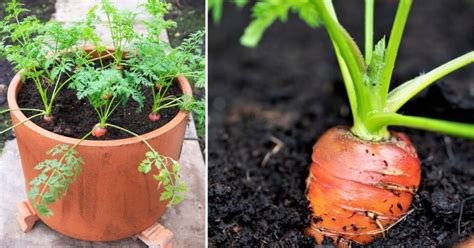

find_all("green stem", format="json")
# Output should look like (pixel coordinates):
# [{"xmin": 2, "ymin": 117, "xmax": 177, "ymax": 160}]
[
  {"xmin": 365, "ymin": 0, "xmax": 374, "ymax": 64},
  {"xmin": 89, "ymin": 54, "xmax": 117, "ymax": 62},
  {"xmin": 92, "ymin": 107, "xmax": 104, "ymax": 124},
  {"xmin": 160, "ymin": 99, "xmax": 181, "ymax": 105},
  {"xmin": 153, "ymin": 77, "xmax": 175, "ymax": 113},
  {"xmin": 47, "ymin": 76, "xmax": 75, "ymax": 112},
  {"xmin": 159, "ymin": 78, "xmax": 174, "ymax": 99},
  {"xmin": 0, "ymin": 112, "xmax": 45, "ymax": 134},
  {"xmin": 37, "ymin": 130, "xmax": 93, "ymax": 204},
  {"xmin": 88, "ymin": 95, "xmax": 105, "ymax": 122},
  {"xmin": 154, "ymin": 102, "xmax": 181, "ymax": 112},
  {"xmin": 318, "ymin": 0, "xmax": 384, "ymax": 140},
  {"xmin": 14, "ymin": 14, "xmax": 28, "ymax": 47},
  {"xmin": 0, "ymin": 108, "xmax": 44, "ymax": 115},
  {"xmin": 105, "ymin": 123, "xmax": 177, "ymax": 189},
  {"xmin": 104, "ymin": 96, "xmax": 116, "ymax": 118},
  {"xmin": 31, "ymin": 71, "xmax": 49, "ymax": 112},
  {"xmin": 386, "ymin": 51, "xmax": 474, "ymax": 112},
  {"xmin": 366, "ymin": 113, "xmax": 474, "ymax": 139},
  {"xmin": 379, "ymin": 0, "xmax": 412, "ymax": 103},
  {"xmin": 313, "ymin": 0, "xmax": 366, "ymax": 89},
  {"xmin": 105, "ymin": 100, "xmax": 122, "ymax": 120},
  {"xmin": 156, "ymin": 97, "xmax": 180, "ymax": 101},
  {"xmin": 45, "ymin": 72, "xmax": 63, "ymax": 114},
  {"xmin": 334, "ymin": 49, "xmax": 360, "ymax": 128},
  {"xmin": 105, "ymin": 123, "xmax": 155, "ymax": 151},
  {"xmin": 105, "ymin": 10, "xmax": 118, "ymax": 60},
  {"xmin": 153, "ymin": 83, "xmax": 163, "ymax": 113},
  {"xmin": 151, "ymin": 85, "xmax": 158, "ymax": 113},
  {"xmin": 179, "ymin": 71, "xmax": 201, "ymax": 77},
  {"xmin": 60, "ymin": 131, "xmax": 93, "ymax": 163}
]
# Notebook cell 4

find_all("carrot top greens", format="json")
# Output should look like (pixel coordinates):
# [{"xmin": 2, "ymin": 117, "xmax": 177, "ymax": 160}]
[{"xmin": 211, "ymin": 0, "xmax": 474, "ymax": 141}]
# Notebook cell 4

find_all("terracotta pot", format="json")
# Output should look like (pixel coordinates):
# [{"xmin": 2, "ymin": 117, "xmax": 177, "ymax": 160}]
[{"xmin": 7, "ymin": 47, "xmax": 192, "ymax": 241}]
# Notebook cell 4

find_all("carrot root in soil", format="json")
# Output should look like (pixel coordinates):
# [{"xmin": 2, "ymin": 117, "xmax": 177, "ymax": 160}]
[
  {"xmin": 148, "ymin": 113, "xmax": 161, "ymax": 122},
  {"xmin": 43, "ymin": 115, "xmax": 54, "ymax": 123},
  {"xmin": 305, "ymin": 126, "xmax": 421, "ymax": 245},
  {"xmin": 214, "ymin": 0, "xmax": 474, "ymax": 245},
  {"xmin": 92, "ymin": 124, "xmax": 107, "ymax": 138}
]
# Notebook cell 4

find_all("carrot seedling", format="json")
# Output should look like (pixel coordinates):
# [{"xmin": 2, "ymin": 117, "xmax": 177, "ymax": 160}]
[
  {"xmin": 100, "ymin": 0, "xmax": 137, "ymax": 69},
  {"xmin": 69, "ymin": 66, "xmax": 145, "ymax": 138},
  {"xmin": 0, "ymin": 0, "xmax": 91, "ymax": 122},
  {"xmin": 126, "ymin": 1, "xmax": 205, "ymax": 124},
  {"xmin": 219, "ymin": 0, "xmax": 474, "ymax": 245}
]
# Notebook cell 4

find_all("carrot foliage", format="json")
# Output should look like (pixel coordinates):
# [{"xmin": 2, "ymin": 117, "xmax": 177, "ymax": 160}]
[{"xmin": 212, "ymin": 0, "xmax": 474, "ymax": 140}]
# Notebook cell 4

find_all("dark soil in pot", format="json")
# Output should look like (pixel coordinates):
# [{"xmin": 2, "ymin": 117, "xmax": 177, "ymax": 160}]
[
  {"xmin": 17, "ymin": 81, "xmax": 181, "ymax": 140},
  {"xmin": 208, "ymin": 0, "xmax": 473, "ymax": 247}
]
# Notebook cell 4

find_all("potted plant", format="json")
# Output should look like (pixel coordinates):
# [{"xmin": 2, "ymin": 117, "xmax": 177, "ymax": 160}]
[
  {"xmin": 0, "ymin": 0, "xmax": 205, "ymax": 241},
  {"xmin": 211, "ymin": 0, "xmax": 473, "ymax": 246}
]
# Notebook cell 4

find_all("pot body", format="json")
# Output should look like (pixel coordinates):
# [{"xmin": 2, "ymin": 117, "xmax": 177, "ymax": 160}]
[{"xmin": 7, "ymin": 53, "xmax": 192, "ymax": 241}]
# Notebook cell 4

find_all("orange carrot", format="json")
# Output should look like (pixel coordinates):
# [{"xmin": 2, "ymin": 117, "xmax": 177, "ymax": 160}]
[
  {"xmin": 43, "ymin": 115, "xmax": 54, "ymax": 123},
  {"xmin": 236, "ymin": 0, "xmax": 474, "ymax": 245},
  {"xmin": 305, "ymin": 126, "xmax": 421, "ymax": 245},
  {"xmin": 92, "ymin": 123, "xmax": 107, "ymax": 138},
  {"xmin": 148, "ymin": 113, "xmax": 161, "ymax": 122}
]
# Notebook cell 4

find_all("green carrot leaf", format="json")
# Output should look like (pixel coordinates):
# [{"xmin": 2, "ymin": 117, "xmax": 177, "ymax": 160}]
[
  {"xmin": 28, "ymin": 144, "xmax": 84, "ymax": 217},
  {"xmin": 365, "ymin": 37, "xmax": 386, "ymax": 89},
  {"xmin": 241, "ymin": 0, "xmax": 321, "ymax": 47}
]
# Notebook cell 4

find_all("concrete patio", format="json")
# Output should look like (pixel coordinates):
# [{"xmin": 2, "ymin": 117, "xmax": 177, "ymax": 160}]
[
  {"xmin": 0, "ymin": 133, "xmax": 205, "ymax": 247},
  {"xmin": 0, "ymin": 0, "xmax": 205, "ymax": 247}
]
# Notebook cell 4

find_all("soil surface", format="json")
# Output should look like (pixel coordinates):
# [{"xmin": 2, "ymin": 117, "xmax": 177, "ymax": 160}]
[
  {"xmin": 0, "ymin": 0, "xmax": 57, "ymax": 150},
  {"xmin": 17, "ymin": 78, "xmax": 181, "ymax": 140},
  {"xmin": 208, "ymin": 0, "xmax": 474, "ymax": 247}
]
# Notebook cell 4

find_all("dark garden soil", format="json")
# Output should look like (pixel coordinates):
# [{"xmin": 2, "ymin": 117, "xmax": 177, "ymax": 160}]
[
  {"xmin": 0, "ymin": 0, "xmax": 57, "ymax": 150},
  {"xmin": 208, "ymin": 0, "xmax": 474, "ymax": 247},
  {"xmin": 165, "ymin": 0, "xmax": 205, "ymax": 49},
  {"xmin": 17, "ymin": 74, "xmax": 182, "ymax": 140}
]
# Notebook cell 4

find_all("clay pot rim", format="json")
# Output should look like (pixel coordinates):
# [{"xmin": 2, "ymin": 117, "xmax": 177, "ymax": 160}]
[{"xmin": 7, "ymin": 46, "xmax": 192, "ymax": 147}]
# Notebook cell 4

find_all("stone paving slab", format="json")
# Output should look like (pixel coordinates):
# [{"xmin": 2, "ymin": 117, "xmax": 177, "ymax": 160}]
[
  {"xmin": 0, "ymin": 137, "xmax": 205, "ymax": 247},
  {"xmin": 77, "ymin": 23, "xmax": 169, "ymax": 47},
  {"xmin": 160, "ymin": 140, "xmax": 205, "ymax": 248},
  {"xmin": 54, "ymin": 0, "xmax": 150, "ymax": 23},
  {"xmin": 53, "ymin": 0, "xmax": 169, "ymax": 46},
  {"xmin": 185, "ymin": 115, "xmax": 198, "ymax": 140}
]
